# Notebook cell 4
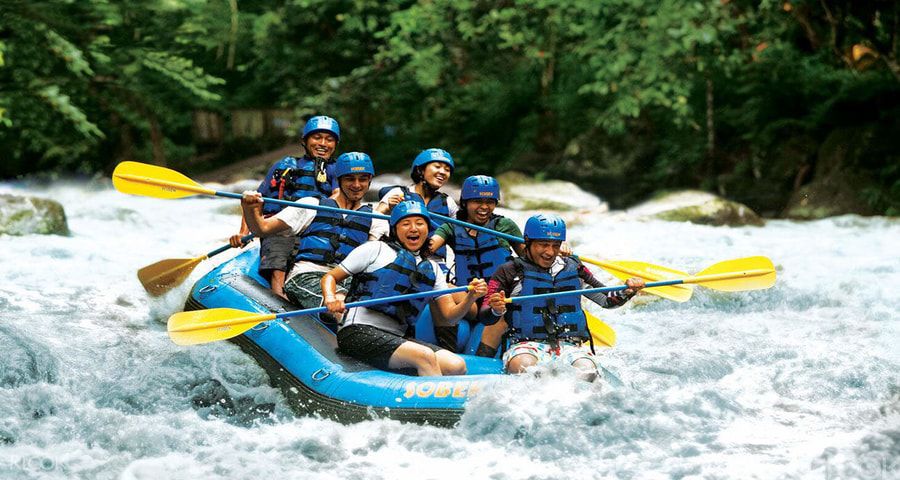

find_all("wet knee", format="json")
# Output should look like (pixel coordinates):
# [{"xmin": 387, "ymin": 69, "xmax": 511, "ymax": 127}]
[
  {"xmin": 572, "ymin": 358, "xmax": 599, "ymax": 382},
  {"xmin": 414, "ymin": 348, "xmax": 440, "ymax": 371},
  {"xmin": 507, "ymin": 354, "xmax": 537, "ymax": 374},
  {"xmin": 443, "ymin": 355, "xmax": 467, "ymax": 376}
]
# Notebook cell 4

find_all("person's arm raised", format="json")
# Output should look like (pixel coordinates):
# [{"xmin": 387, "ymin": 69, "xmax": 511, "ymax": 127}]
[{"xmin": 433, "ymin": 278, "xmax": 487, "ymax": 323}]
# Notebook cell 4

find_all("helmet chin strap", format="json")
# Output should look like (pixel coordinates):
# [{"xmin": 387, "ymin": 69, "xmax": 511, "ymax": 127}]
[{"xmin": 420, "ymin": 178, "xmax": 440, "ymax": 196}]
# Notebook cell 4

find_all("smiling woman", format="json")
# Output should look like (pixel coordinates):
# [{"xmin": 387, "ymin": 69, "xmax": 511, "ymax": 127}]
[{"xmin": 376, "ymin": 148, "xmax": 460, "ymax": 260}]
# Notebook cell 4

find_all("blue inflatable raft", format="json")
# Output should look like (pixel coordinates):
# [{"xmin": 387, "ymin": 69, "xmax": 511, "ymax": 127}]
[{"xmin": 185, "ymin": 246, "xmax": 506, "ymax": 426}]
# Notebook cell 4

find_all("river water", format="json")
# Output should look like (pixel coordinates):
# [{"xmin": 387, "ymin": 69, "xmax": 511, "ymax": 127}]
[{"xmin": 0, "ymin": 180, "xmax": 898, "ymax": 480}]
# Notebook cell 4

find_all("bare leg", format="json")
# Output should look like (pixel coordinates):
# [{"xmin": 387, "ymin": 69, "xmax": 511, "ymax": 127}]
[
  {"xmin": 506, "ymin": 353, "xmax": 538, "ymax": 374},
  {"xmin": 435, "ymin": 350, "xmax": 467, "ymax": 375},
  {"xmin": 480, "ymin": 319, "xmax": 508, "ymax": 349},
  {"xmin": 270, "ymin": 270, "xmax": 288, "ymax": 300},
  {"xmin": 388, "ymin": 341, "xmax": 442, "ymax": 376},
  {"xmin": 572, "ymin": 358, "xmax": 599, "ymax": 382}
]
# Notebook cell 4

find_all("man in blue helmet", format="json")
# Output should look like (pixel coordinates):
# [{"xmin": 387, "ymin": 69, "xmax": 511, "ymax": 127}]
[
  {"xmin": 427, "ymin": 175, "xmax": 525, "ymax": 351},
  {"xmin": 478, "ymin": 214, "xmax": 645, "ymax": 380},
  {"xmin": 239, "ymin": 152, "xmax": 386, "ymax": 316},
  {"xmin": 230, "ymin": 115, "xmax": 342, "ymax": 298},
  {"xmin": 321, "ymin": 200, "xmax": 487, "ymax": 376},
  {"xmin": 376, "ymin": 148, "xmax": 459, "ymax": 261}
]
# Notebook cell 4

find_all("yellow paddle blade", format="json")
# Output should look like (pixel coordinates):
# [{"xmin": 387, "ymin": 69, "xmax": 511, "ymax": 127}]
[
  {"xmin": 167, "ymin": 308, "xmax": 276, "ymax": 346},
  {"xmin": 689, "ymin": 256, "xmax": 777, "ymax": 292},
  {"xmin": 137, "ymin": 256, "xmax": 205, "ymax": 296},
  {"xmin": 581, "ymin": 256, "xmax": 693, "ymax": 303},
  {"xmin": 586, "ymin": 312, "xmax": 616, "ymax": 348},
  {"xmin": 112, "ymin": 161, "xmax": 216, "ymax": 199}
]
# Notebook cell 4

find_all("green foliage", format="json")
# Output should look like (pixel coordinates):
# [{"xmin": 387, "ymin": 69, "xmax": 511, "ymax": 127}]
[
  {"xmin": 0, "ymin": 0, "xmax": 897, "ymax": 215},
  {"xmin": 0, "ymin": 0, "xmax": 225, "ymax": 176}
]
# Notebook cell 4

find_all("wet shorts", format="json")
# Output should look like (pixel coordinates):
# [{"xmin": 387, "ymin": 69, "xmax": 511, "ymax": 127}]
[
  {"xmin": 258, "ymin": 235, "xmax": 296, "ymax": 274},
  {"xmin": 283, "ymin": 271, "xmax": 348, "ymax": 309},
  {"xmin": 502, "ymin": 340, "xmax": 598, "ymax": 372},
  {"xmin": 337, "ymin": 324, "xmax": 440, "ymax": 371}
]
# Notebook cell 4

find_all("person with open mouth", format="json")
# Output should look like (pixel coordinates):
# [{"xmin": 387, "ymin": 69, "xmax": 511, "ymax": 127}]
[{"xmin": 321, "ymin": 200, "xmax": 487, "ymax": 376}]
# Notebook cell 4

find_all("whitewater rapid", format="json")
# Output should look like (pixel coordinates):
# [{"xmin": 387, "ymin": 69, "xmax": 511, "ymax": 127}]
[{"xmin": 0, "ymin": 180, "xmax": 897, "ymax": 480}]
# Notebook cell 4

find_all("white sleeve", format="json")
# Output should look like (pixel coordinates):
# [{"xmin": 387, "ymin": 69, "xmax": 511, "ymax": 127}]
[
  {"xmin": 446, "ymin": 195, "xmax": 459, "ymax": 217},
  {"xmin": 369, "ymin": 218, "xmax": 389, "ymax": 241},
  {"xmin": 273, "ymin": 197, "xmax": 319, "ymax": 235},
  {"xmin": 339, "ymin": 241, "xmax": 382, "ymax": 275}
]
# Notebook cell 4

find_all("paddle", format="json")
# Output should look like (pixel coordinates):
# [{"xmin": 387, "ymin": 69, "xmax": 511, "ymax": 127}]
[
  {"xmin": 585, "ymin": 312, "xmax": 616, "ymax": 347},
  {"xmin": 579, "ymin": 257, "xmax": 693, "ymax": 302},
  {"xmin": 112, "ymin": 161, "xmax": 393, "ymax": 221},
  {"xmin": 111, "ymin": 162, "xmax": 731, "ymax": 302},
  {"xmin": 168, "ymin": 285, "xmax": 472, "ymax": 346},
  {"xmin": 138, "ymin": 234, "xmax": 254, "ymax": 296},
  {"xmin": 504, "ymin": 256, "xmax": 776, "ymax": 304}
]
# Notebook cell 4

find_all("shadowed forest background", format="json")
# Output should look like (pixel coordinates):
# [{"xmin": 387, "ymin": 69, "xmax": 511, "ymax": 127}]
[{"xmin": 1, "ymin": 0, "xmax": 898, "ymax": 217}]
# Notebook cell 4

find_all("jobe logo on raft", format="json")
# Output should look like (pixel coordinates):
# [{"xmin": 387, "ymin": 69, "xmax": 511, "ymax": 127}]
[{"xmin": 402, "ymin": 380, "xmax": 483, "ymax": 399}]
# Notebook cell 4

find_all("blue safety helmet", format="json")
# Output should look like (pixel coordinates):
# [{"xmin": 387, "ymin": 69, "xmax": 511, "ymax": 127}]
[
  {"xmin": 523, "ymin": 214, "xmax": 566, "ymax": 242},
  {"xmin": 334, "ymin": 152, "xmax": 374, "ymax": 178},
  {"xmin": 410, "ymin": 148, "xmax": 454, "ymax": 179},
  {"xmin": 460, "ymin": 175, "xmax": 500, "ymax": 202},
  {"xmin": 302, "ymin": 116, "xmax": 340, "ymax": 141},
  {"xmin": 390, "ymin": 200, "xmax": 431, "ymax": 228}
]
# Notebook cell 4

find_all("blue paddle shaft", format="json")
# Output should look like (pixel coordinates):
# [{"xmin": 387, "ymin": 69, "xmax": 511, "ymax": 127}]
[
  {"xmin": 215, "ymin": 191, "xmax": 391, "ymax": 221},
  {"xmin": 205, "ymin": 234, "xmax": 254, "ymax": 258},
  {"xmin": 272, "ymin": 285, "xmax": 471, "ymax": 320},
  {"xmin": 429, "ymin": 211, "xmax": 524, "ymax": 244},
  {"xmin": 216, "ymin": 190, "xmax": 522, "ymax": 242},
  {"xmin": 509, "ymin": 279, "xmax": 683, "ymax": 302}
]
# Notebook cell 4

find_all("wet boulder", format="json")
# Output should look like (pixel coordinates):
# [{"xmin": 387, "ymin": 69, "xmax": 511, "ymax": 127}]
[
  {"xmin": 0, "ymin": 194, "xmax": 69, "ymax": 236},
  {"xmin": 628, "ymin": 190, "xmax": 763, "ymax": 226},
  {"xmin": 496, "ymin": 172, "xmax": 608, "ymax": 212},
  {"xmin": 782, "ymin": 127, "xmax": 882, "ymax": 219}
]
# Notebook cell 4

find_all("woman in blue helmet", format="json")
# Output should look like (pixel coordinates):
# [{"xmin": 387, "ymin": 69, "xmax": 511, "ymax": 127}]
[
  {"xmin": 479, "ymin": 214, "xmax": 645, "ymax": 380},
  {"xmin": 240, "ymin": 152, "xmax": 386, "ymax": 316},
  {"xmin": 230, "ymin": 115, "xmax": 342, "ymax": 298},
  {"xmin": 376, "ymin": 149, "xmax": 459, "ymax": 258},
  {"xmin": 427, "ymin": 175, "xmax": 526, "ymax": 352},
  {"xmin": 321, "ymin": 200, "xmax": 488, "ymax": 376}
]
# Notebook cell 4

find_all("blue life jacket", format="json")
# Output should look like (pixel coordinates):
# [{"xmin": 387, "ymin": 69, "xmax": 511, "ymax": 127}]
[
  {"xmin": 295, "ymin": 198, "xmax": 373, "ymax": 265},
  {"xmin": 507, "ymin": 257, "xmax": 588, "ymax": 342},
  {"xmin": 451, "ymin": 215, "xmax": 512, "ymax": 284},
  {"xmin": 258, "ymin": 156, "xmax": 334, "ymax": 215},
  {"xmin": 346, "ymin": 242, "xmax": 437, "ymax": 327}
]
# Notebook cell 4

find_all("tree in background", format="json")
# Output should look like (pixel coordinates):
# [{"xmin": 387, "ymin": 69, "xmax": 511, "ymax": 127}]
[
  {"xmin": 0, "ymin": 0, "xmax": 896, "ymax": 215},
  {"xmin": 0, "ymin": 0, "xmax": 224, "ymax": 176}
]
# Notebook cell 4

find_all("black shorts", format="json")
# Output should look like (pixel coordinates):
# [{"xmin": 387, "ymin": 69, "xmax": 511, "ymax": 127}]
[
  {"xmin": 258, "ymin": 235, "xmax": 296, "ymax": 274},
  {"xmin": 337, "ymin": 324, "xmax": 440, "ymax": 371}
]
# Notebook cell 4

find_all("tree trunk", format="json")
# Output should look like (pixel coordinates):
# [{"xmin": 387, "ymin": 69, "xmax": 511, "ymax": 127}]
[
  {"xmin": 228, "ymin": 0, "xmax": 239, "ymax": 70},
  {"xmin": 147, "ymin": 112, "xmax": 166, "ymax": 166},
  {"xmin": 706, "ymin": 75, "xmax": 720, "ymax": 193},
  {"xmin": 534, "ymin": 20, "xmax": 557, "ymax": 157}
]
